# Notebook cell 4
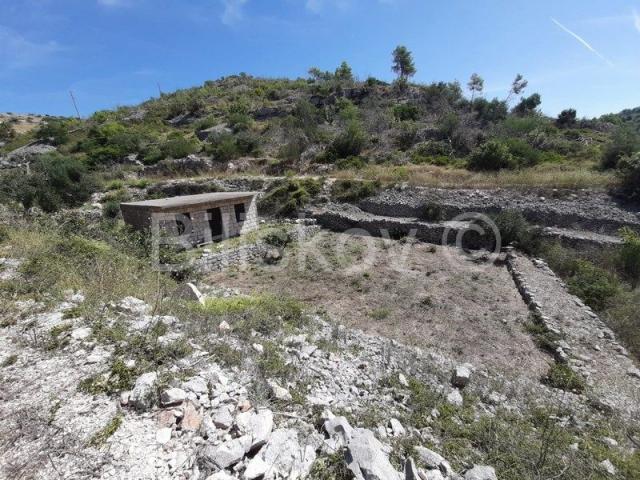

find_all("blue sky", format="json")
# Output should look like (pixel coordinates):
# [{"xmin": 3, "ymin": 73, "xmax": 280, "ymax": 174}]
[{"xmin": 1, "ymin": 0, "xmax": 639, "ymax": 118}]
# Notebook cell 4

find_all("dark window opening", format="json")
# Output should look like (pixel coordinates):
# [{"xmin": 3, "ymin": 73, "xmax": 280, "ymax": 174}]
[{"xmin": 234, "ymin": 203, "xmax": 246, "ymax": 223}]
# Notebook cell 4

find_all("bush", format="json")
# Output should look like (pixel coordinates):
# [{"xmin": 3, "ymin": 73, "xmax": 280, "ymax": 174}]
[
  {"xmin": 393, "ymin": 103, "xmax": 419, "ymax": 121},
  {"xmin": 493, "ymin": 210, "xmax": 539, "ymax": 252},
  {"xmin": 566, "ymin": 260, "xmax": 620, "ymax": 311},
  {"xmin": 161, "ymin": 134, "xmax": 199, "ymax": 159},
  {"xmin": 556, "ymin": 109, "xmax": 577, "ymax": 128},
  {"xmin": 102, "ymin": 200, "xmax": 121, "ymax": 219},
  {"xmin": 331, "ymin": 179, "xmax": 380, "ymax": 202},
  {"xmin": 501, "ymin": 138, "xmax": 541, "ymax": 167},
  {"xmin": 617, "ymin": 151, "xmax": 640, "ymax": 200},
  {"xmin": 36, "ymin": 119, "xmax": 69, "ymax": 145},
  {"xmin": 542, "ymin": 363, "xmax": 586, "ymax": 393},
  {"xmin": 512, "ymin": 93, "xmax": 542, "ymax": 116},
  {"xmin": 473, "ymin": 98, "xmax": 508, "ymax": 123},
  {"xmin": 601, "ymin": 125, "xmax": 640, "ymax": 169},
  {"xmin": 324, "ymin": 121, "xmax": 367, "ymax": 161},
  {"xmin": 618, "ymin": 227, "xmax": 640, "ymax": 287},
  {"xmin": 259, "ymin": 178, "xmax": 323, "ymax": 216},
  {"xmin": 467, "ymin": 140, "xmax": 516, "ymax": 171},
  {"xmin": 1, "ymin": 154, "xmax": 96, "ymax": 212},
  {"xmin": 335, "ymin": 156, "xmax": 366, "ymax": 170},
  {"xmin": 206, "ymin": 133, "xmax": 239, "ymax": 162},
  {"xmin": 0, "ymin": 122, "xmax": 15, "ymax": 141}
]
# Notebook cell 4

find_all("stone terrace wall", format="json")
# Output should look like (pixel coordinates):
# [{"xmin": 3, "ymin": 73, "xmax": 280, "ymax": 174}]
[{"xmin": 196, "ymin": 223, "xmax": 320, "ymax": 273}]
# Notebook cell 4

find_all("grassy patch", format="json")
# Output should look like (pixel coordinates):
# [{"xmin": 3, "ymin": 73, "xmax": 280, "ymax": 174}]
[
  {"xmin": 542, "ymin": 363, "xmax": 586, "ymax": 393},
  {"xmin": 88, "ymin": 414, "xmax": 123, "ymax": 447},
  {"xmin": 258, "ymin": 177, "xmax": 323, "ymax": 216},
  {"xmin": 308, "ymin": 452, "xmax": 353, "ymax": 480},
  {"xmin": 1, "ymin": 354, "xmax": 18, "ymax": 367},
  {"xmin": 368, "ymin": 307, "xmax": 391, "ymax": 320},
  {"xmin": 191, "ymin": 294, "xmax": 307, "ymax": 337}
]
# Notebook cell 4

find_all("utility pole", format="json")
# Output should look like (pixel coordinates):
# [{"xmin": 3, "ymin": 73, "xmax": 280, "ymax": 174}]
[{"xmin": 69, "ymin": 91, "xmax": 81, "ymax": 119}]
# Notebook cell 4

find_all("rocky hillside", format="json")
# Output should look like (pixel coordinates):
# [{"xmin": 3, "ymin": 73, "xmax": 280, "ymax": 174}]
[{"xmin": 1, "ymin": 70, "xmax": 638, "ymax": 190}]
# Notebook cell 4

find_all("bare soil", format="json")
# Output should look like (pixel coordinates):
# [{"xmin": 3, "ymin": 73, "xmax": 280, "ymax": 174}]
[{"xmin": 205, "ymin": 231, "xmax": 549, "ymax": 380}]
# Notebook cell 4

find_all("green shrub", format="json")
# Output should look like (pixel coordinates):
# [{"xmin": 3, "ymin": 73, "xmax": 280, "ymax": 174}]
[
  {"xmin": 393, "ymin": 103, "xmax": 419, "ymax": 121},
  {"xmin": 618, "ymin": 227, "xmax": 640, "ymax": 287},
  {"xmin": 335, "ymin": 156, "xmax": 366, "ymax": 170},
  {"xmin": 102, "ymin": 201, "xmax": 120, "ymax": 219},
  {"xmin": 206, "ymin": 133, "xmax": 239, "ymax": 162},
  {"xmin": 1, "ymin": 154, "xmax": 96, "ymax": 212},
  {"xmin": 601, "ymin": 125, "xmax": 640, "ymax": 169},
  {"xmin": 566, "ymin": 260, "xmax": 620, "ymax": 311},
  {"xmin": 309, "ymin": 452, "xmax": 353, "ymax": 480},
  {"xmin": 601, "ymin": 125, "xmax": 640, "ymax": 168},
  {"xmin": 472, "ymin": 98, "xmax": 508, "ymax": 123},
  {"xmin": 493, "ymin": 210, "xmax": 540, "ymax": 253},
  {"xmin": 36, "ymin": 119, "xmax": 69, "ymax": 146},
  {"xmin": 501, "ymin": 138, "xmax": 541, "ymax": 167},
  {"xmin": 467, "ymin": 140, "xmax": 516, "ymax": 171},
  {"xmin": 542, "ymin": 363, "xmax": 586, "ymax": 393},
  {"xmin": 0, "ymin": 122, "xmax": 15, "ymax": 141},
  {"xmin": 259, "ymin": 178, "xmax": 322, "ymax": 216},
  {"xmin": 161, "ymin": 134, "xmax": 199, "ymax": 159},
  {"xmin": 331, "ymin": 179, "xmax": 380, "ymax": 202},
  {"xmin": 617, "ymin": 152, "xmax": 640, "ymax": 200},
  {"xmin": 324, "ymin": 121, "xmax": 367, "ymax": 161}
]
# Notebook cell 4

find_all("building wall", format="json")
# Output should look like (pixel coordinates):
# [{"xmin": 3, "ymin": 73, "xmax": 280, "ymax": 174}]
[{"xmin": 149, "ymin": 196, "xmax": 259, "ymax": 248}]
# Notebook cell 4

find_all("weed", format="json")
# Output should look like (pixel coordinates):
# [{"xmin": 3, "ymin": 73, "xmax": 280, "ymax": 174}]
[
  {"xmin": 542, "ymin": 363, "xmax": 586, "ymax": 393},
  {"xmin": 1, "ymin": 354, "xmax": 18, "ymax": 367},
  {"xmin": 369, "ymin": 307, "xmax": 391, "ymax": 321},
  {"xmin": 89, "ymin": 414, "xmax": 123, "ymax": 447},
  {"xmin": 308, "ymin": 452, "xmax": 353, "ymax": 480}
]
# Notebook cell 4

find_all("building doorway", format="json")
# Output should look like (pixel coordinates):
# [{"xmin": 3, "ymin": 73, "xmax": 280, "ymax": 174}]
[{"xmin": 207, "ymin": 207, "xmax": 224, "ymax": 241}]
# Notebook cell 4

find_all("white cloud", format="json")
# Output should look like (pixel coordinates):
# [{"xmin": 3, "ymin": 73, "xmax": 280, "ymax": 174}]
[
  {"xmin": 0, "ymin": 26, "xmax": 61, "ymax": 70},
  {"xmin": 221, "ymin": 0, "xmax": 249, "ymax": 25},
  {"xmin": 551, "ymin": 17, "xmax": 614, "ymax": 67}
]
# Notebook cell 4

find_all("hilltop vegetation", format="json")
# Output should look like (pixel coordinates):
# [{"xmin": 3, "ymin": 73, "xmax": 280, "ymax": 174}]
[{"xmin": 2, "ymin": 46, "xmax": 640, "ymax": 210}]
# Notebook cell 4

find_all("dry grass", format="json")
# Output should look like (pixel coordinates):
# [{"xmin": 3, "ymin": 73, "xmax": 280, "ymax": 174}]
[{"xmin": 333, "ymin": 162, "xmax": 615, "ymax": 190}]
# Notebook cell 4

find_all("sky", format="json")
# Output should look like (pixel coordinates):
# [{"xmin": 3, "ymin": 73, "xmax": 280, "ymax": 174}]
[{"xmin": 1, "ymin": 0, "xmax": 639, "ymax": 118}]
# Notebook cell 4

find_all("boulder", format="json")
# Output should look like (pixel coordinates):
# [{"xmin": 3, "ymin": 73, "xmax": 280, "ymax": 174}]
[
  {"xmin": 252, "ymin": 429, "xmax": 316, "ymax": 479},
  {"xmin": 404, "ymin": 458, "xmax": 420, "ymax": 480},
  {"xmin": 389, "ymin": 418, "xmax": 405, "ymax": 437},
  {"xmin": 464, "ymin": 465, "xmax": 497, "ymax": 480},
  {"xmin": 267, "ymin": 380, "xmax": 292, "ymax": 401},
  {"xmin": 129, "ymin": 372, "xmax": 158, "ymax": 411},
  {"xmin": 196, "ymin": 124, "xmax": 232, "ymax": 141},
  {"xmin": 160, "ymin": 387, "xmax": 187, "ymax": 406},
  {"xmin": 243, "ymin": 457, "xmax": 269, "ymax": 480},
  {"xmin": 173, "ymin": 283, "xmax": 205, "ymax": 304},
  {"xmin": 345, "ymin": 428, "xmax": 401, "ymax": 480},
  {"xmin": 181, "ymin": 401, "xmax": 203, "ymax": 431},
  {"xmin": 182, "ymin": 376, "xmax": 209, "ymax": 396},
  {"xmin": 451, "ymin": 364, "xmax": 472, "ymax": 389},
  {"xmin": 235, "ymin": 408, "xmax": 274, "ymax": 450},
  {"xmin": 212, "ymin": 406, "xmax": 234, "ymax": 429},
  {"xmin": 446, "ymin": 389, "xmax": 464, "ymax": 407},
  {"xmin": 156, "ymin": 427, "xmax": 172, "ymax": 445},
  {"xmin": 200, "ymin": 435, "xmax": 251, "ymax": 469},
  {"xmin": 413, "ymin": 446, "xmax": 448, "ymax": 472},
  {"xmin": 599, "ymin": 459, "xmax": 616, "ymax": 475},
  {"xmin": 264, "ymin": 248, "xmax": 282, "ymax": 264},
  {"xmin": 117, "ymin": 296, "xmax": 150, "ymax": 316}
]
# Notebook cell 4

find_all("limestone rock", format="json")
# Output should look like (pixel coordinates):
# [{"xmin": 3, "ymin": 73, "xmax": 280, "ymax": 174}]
[
  {"xmin": 464, "ymin": 465, "xmax": 497, "ymax": 480},
  {"xmin": 235, "ymin": 408, "xmax": 274, "ymax": 450},
  {"xmin": 160, "ymin": 387, "xmax": 187, "ymax": 406},
  {"xmin": 451, "ymin": 364, "xmax": 472, "ymax": 389},
  {"xmin": 200, "ymin": 435, "xmax": 251, "ymax": 469},
  {"xmin": 345, "ymin": 428, "xmax": 401, "ymax": 480},
  {"xmin": 446, "ymin": 389, "xmax": 463, "ymax": 407},
  {"xmin": 129, "ymin": 372, "xmax": 158, "ymax": 411},
  {"xmin": 267, "ymin": 380, "xmax": 292, "ymax": 401}
]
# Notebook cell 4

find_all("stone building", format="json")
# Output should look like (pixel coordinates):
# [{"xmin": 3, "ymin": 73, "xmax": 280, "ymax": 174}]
[{"xmin": 120, "ymin": 192, "xmax": 259, "ymax": 247}]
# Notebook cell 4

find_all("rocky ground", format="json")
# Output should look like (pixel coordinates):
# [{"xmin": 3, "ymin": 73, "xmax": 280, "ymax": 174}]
[{"xmin": 2, "ymin": 233, "xmax": 639, "ymax": 479}]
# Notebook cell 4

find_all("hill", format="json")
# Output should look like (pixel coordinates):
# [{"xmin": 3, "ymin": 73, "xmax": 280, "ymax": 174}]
[{"xmin": 1, "ymin": 69, "xmax": 634, "ymax": 191}]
